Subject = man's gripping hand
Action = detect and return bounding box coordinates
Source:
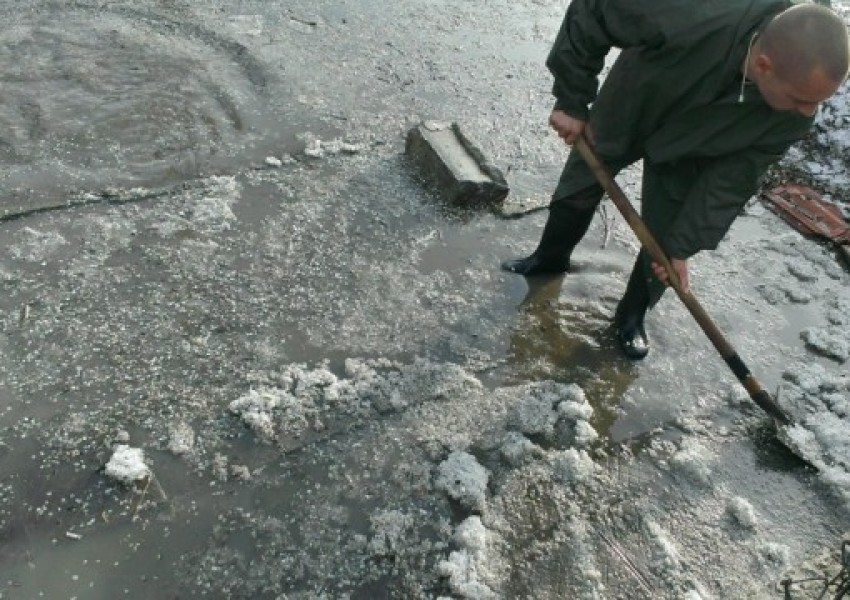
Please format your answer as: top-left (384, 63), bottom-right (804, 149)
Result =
top-left (549, 109), bottom-right (588, 145)
top-left (651, 258), bottom-right (690, 295)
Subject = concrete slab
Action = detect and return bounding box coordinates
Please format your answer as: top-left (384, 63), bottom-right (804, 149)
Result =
top-left (405, 121), bottom-right (509, 206)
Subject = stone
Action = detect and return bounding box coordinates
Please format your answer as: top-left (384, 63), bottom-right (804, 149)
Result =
top-left (405, 121), bottom-right (509, 206)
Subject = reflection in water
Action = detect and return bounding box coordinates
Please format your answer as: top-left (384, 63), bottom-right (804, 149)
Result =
top-left (503, 273), bottom-right (638, 443)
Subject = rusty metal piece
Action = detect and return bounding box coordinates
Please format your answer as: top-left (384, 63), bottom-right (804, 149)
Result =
top-left (761, 183), bottom-right (850, 268)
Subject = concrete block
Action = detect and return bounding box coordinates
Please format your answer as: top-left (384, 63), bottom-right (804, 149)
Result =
top-left (405, 121), bottom-right (509, 206)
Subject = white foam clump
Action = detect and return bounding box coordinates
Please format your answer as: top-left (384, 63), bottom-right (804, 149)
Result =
top-left (806, 411), bottom-right (850, 471)
top-left (104, 445), bottom-right (150, 484)
top-left (780, 359), bottom-right (850, 505)
top-left (437, 516), bottom-right (497, 600)
top-left (725, 383), bottom-right (750, 407)
top-left (556, 383), bottom-right (592, 420)
top-left (303, 134), bottom-right (364, 158)
top-left (573, 420), bottom-right (599, 446)
top-left (184, 176), bottom-right (239, 233)
top-left (727, 496), bottom-right (759, 530)
top-left (792, 426), bottom-right (850, 507)
top-left (669, 440), bottom-right (713, 487)
top-left (167, 421), bottom-right (196, 456)
top-left (9, 227), bottom-right (68, 262)
top-left (787, 414), bottom-right (850, 486)
top-left (645, 519), bottom-right (682, 570)
top-left (780, 281), bottom-right (813, 304)
top-left (499, 432), bottom-right (542, 467)
top-left (508, 381), bottom-right (594, 441)
top-left (229, 364), bottom-right (340, 442)
top-left (758, 542), bottom-right (791, 569)
top-left (551, 448), bottom-right (597, 484)
top-left (507, 387), bottom-right (560, 437)
top-left (785, 258), bottom-right (820, 283)
top-left (435, 451), bottom-right (489, 513)
top-left (368, 509), bottom-right (415, 556)
top-left (454, 515), bottom-right (488, 552)
top-left (801, 327), bottom-right (850, 363)
top-left (825, 392), bottom-right (850, 418)
top-left (231, 359), bottom-right (483, 443)
top-left (229, 389), bottom-right (286, 442)
top-left (826, 296), bottom-right (850, 327)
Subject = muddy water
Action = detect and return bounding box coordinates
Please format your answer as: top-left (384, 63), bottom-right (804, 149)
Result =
top-left (0, 1), bottom-right (847, 599)
top-left (0, 2), bottom-right (331, 214)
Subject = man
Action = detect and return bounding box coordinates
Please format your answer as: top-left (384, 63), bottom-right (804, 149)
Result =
top-left (501, 1), bottom-right (849, 359)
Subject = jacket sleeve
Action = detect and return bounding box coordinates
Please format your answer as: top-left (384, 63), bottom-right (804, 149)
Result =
top-left (661, 148), bottom-right (786, 259)
top-left (546, 0), bottom-right (669, 120)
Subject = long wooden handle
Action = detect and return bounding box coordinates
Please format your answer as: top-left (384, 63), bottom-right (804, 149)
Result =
top-left (575, 136), bottom-right (790, 425)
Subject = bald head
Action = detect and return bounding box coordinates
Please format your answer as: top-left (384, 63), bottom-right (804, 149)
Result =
top-left (760, 4), bottom-right (849, 85)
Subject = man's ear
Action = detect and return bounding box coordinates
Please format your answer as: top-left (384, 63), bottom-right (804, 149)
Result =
top-left (753, 52), bottom-right (775, 77)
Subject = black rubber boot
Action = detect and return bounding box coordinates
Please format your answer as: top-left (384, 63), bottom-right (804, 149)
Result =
top-left (501, 203), bottom-right (596, 276)
top-left (614, 258), bottom-right (651, 360)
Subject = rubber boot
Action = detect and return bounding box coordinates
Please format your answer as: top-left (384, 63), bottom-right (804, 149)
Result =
top-left (614, 258), bottom-right (651, 360)
top-left (501, 203), bottom-right (596, 276)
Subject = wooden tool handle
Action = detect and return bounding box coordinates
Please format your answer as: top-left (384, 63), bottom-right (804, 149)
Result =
top-left (575, 136), bottom-right (790, 425)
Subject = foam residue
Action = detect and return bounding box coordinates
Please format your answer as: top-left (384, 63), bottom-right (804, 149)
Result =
top-left (435, 451), bottom-right (489, 513)
top-left (780, 361), bottom-right (850, 505)
top-left (669, 440), bottom-right (714, 487)
top-left (801, 327), bottom-right (850, 363)
top-left (104, 445), bottom-right (150, 484)
top-left (436, 516), bottom-right (498, 600)
top-left (727, 496), bottom-right (759, 531)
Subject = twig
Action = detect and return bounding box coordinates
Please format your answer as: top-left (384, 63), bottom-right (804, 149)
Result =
top-left (132, 475), bottom-right (153, 520)
top-left (131, 473), bottom-right (168, 520)
top-left (151, 474), bottom-right (168, 502)
top-left (596, 528), bottom-right (656, 595)
top-left (289, 14), bottom-right (318, 27)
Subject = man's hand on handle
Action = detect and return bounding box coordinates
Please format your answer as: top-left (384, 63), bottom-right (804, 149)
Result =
top-left (564, 122), bottom-right (689, 296)
top-left (651, 258), bottom-right (690, 294)
top-left (549, 109), bottom-right (589, 145)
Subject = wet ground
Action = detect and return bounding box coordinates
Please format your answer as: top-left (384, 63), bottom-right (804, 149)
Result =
top-left (0, 1), bottom-right (849, 599)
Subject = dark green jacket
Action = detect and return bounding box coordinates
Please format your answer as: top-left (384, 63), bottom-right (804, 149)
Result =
top-left (548, 0), bottom-right (814, 259)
